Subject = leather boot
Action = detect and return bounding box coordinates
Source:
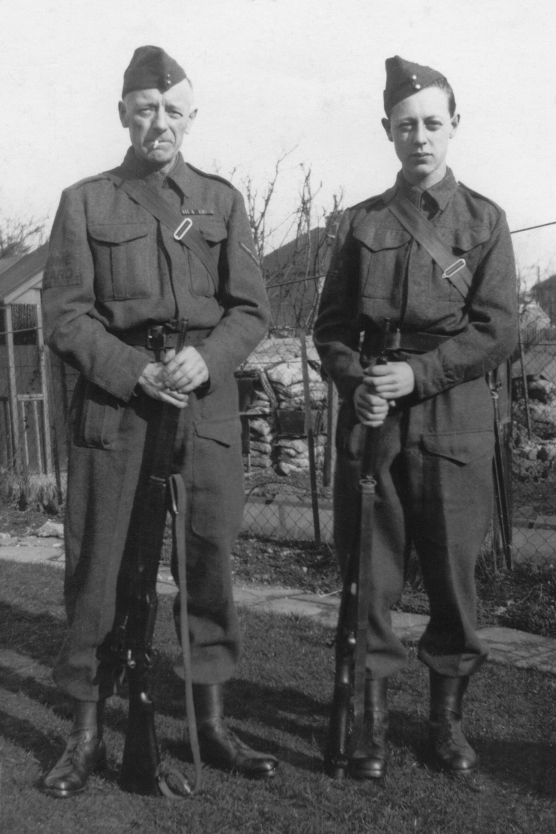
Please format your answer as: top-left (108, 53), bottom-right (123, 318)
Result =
top-left (428, 672), bottom-right (477, 773)
top-left (42, 700), bottom-right (106, 797)
top-left (348, 678), bottom-right (389, 780)
top-left (192, 684), bottom-right (278, 779)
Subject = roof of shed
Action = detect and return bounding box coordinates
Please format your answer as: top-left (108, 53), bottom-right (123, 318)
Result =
top-left (0, 242), bottom-right (49, 302)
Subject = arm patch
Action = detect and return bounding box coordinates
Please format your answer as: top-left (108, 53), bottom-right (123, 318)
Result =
top-left (43, 252), bottom-right (82, 289)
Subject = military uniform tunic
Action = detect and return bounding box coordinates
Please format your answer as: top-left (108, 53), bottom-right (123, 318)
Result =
top-left (42, 149), bottom-right (270, 701)
top-left (314, 169), bottom-right (517, 679)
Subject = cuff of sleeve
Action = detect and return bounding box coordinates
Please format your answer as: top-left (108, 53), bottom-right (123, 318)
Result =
top-left (406, 354), bottom-right (445, 401)
top-left (105, 350), bottom-right (151, 402)
top-left (195, 344), bottom-right (227, 393)
top-left (337, 373), bottom-right (364, 402)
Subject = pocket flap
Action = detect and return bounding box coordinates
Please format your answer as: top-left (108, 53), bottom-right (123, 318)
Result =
top-left (196, 219), bottom-right (228, 243)
top-left (195, 418), bottom-right (241, 446)
top-left (421, 431), bottom-right (494, 464)
top-left (89, 224), bottom-right (151, 245)
top-left (438, 224), bottom-right (492, 253)
top-left (352, 221), bottom-right (410, 251)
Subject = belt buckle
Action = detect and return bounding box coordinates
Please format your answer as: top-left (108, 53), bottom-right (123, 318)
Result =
top-left (146, 325), bottom-right (166, 352)
top-left (174, 218), bottom-right (192, 241)
top-left (443, 258), bottom-right (466, 280)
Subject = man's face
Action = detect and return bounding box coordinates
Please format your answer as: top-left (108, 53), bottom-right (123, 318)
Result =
top-left (118, 79), bottom-right (197, 169)
top-left (383, 86), bottom-right (459, 189)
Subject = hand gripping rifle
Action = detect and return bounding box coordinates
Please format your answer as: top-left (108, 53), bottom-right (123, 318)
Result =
top-left (324, 319), bottom-right (391, 779)
top-left (115, 319), bottom-right (202, 798)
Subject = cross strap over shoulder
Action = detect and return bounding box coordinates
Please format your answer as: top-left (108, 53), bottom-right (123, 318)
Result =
top-left (104, 173), bottom-right (220, 287)
top-left (388, 194), bottom-right (474, 300)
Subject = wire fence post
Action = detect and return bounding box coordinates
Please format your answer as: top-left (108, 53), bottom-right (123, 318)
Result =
top-left (300, 328), bottom-right (321, 546)
top-left (323, 376), bottom-right (337, 488)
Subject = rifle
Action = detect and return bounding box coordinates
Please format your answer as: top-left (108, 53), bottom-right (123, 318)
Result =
top-left (114, 319), bottom-right (202, 798)
top-left (324, 319), bottom-right (391, 779)
top-left (488, 365), bottom-right (513, 570)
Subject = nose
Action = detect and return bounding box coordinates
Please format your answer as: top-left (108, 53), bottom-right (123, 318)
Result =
top-left (413, 122), bottom-right (427, 146)
top-left (153, 107), bottom-right (169, 133)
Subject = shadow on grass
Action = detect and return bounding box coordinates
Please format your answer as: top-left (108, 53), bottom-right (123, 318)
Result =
top-left (0, 708), bottom-right (63, 770)
top-left (388, 706), bottom-right (556, 799)
top-left (477, 736), bottom-right (556, 798)
top-left (156, 667), bottom-right (324, 771)
top-left (0, 600), bottom-right (327, 775)
top-left (2, 594), bottom-right (556, 798)
top-left (0, 600), bottom-right (66, 665)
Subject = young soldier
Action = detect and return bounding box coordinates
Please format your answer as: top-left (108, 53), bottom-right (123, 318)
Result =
top-left (41, 46), bottom-right (278, 797)
top-left (314, 56), bottom-right (517, 778)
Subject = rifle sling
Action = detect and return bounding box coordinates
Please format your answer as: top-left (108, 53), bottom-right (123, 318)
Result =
top-left (170, 474), bottom-right (203, 795)
top-left (350, 427), bottom-right (381, 753)
top-left (388, 194), bottom-right (473, 300)
top-left (104, 173), bottom-right (219, 288)
top-left (487, 368), bottom-right (513, 570)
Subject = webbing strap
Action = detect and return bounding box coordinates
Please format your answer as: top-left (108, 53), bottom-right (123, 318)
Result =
top-left (388, 195), bottom-right (473, 300)
top-left (104, 173), bottom-right (219, 287)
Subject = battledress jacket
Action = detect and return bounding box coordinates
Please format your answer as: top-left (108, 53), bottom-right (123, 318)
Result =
top-left (42, 151), bottom-right (270, 694)
top-left (42, 149), bottom-right (269, 407)
top-left (314, 169), bottom-right (518, 452)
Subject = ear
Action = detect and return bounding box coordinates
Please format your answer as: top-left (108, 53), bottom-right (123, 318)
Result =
top-left (449, 113), bottom-right (460, 138)
top-left (184, 107), bottom-right (198, 135)
top-left (381, 117), bottom-right (393, 143)
top-left (118, 100), bottom-right (129, 129)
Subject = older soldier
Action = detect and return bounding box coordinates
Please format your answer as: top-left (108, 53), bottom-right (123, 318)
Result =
top-left (314, 56), bottom-right (517, 779)
top-left (41, 45), bottom-right (278, 797)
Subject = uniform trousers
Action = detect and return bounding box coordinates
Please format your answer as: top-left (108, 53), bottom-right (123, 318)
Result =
top-left (53, 378), bottom-right (244, 701)
top-left (334, 376), bottom-right (493, 680)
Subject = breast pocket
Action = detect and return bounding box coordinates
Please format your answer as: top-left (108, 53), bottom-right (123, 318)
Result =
top-left (433, 223), bottom-right (492, 301)
top-left (188, 219), bottom-right (227, 298)
top-left (353, 224), bottom-right (410, 299)
top-left (88, 223), bottom-right (156, 301)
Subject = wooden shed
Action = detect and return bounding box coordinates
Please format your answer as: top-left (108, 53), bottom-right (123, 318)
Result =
top-left (0, 243), bottom-right (70, 481)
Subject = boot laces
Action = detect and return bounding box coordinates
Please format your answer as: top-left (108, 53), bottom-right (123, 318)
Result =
top-left (435, 710), bottom-right (469, 750)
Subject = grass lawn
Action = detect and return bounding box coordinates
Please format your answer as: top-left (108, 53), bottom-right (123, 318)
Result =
top-left (1, 560), bottom-right (556, 834)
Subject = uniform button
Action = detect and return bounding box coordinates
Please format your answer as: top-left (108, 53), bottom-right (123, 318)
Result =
top-left (411, 74), bottom-right (417, 80)
top-left (414, 83), bottom-right (421, 89)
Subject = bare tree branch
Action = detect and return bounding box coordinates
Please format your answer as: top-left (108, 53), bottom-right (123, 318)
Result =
top-left (0, 211), bottom-right (46, 260)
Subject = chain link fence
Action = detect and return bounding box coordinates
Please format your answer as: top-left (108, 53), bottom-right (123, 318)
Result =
top-left (236, 327), bottom-right (335, 545)
top-left (2, 302), bottom-right (556, 569)
top-left (511, 315), bottom-right (556, 568)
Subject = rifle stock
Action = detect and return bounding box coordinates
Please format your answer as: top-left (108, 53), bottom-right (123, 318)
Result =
top-left (118, 478), bottom-right (173, 795)
top-left (117, 320), bottom-right (195, 798)
top-left (324, 576), bottom-right (357, 777)
top-left (324, 320), bottom-right (390, 778)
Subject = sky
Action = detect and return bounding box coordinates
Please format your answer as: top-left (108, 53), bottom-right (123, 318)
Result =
top-left (1, 0), bottom-right (555, 287)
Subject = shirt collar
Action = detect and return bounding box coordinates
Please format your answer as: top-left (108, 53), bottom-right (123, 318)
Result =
top-left (120, 147), bottom-right (191, 196)
top-left (383, 167), bottom-right (458, 212)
